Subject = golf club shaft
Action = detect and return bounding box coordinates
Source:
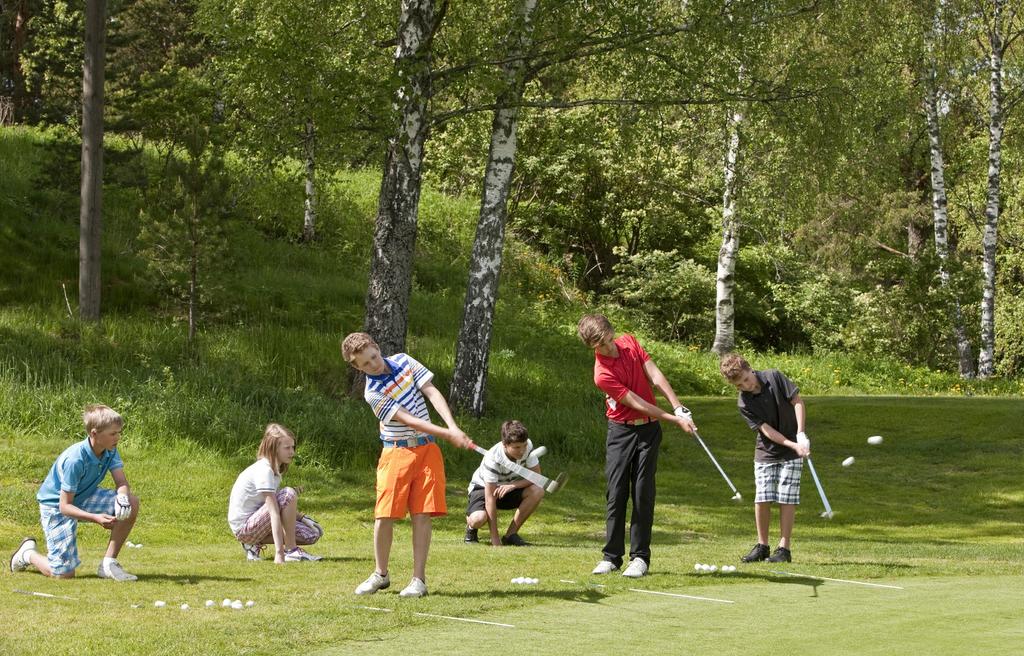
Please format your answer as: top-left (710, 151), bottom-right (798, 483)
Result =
top-left (805, 456), bottom-right (833, 515)
top-left (472, 445), bottom-right (554, 491)
top-left (692, 431), bottom-right (740, 496)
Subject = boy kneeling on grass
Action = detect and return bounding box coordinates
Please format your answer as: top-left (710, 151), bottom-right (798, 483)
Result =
top-left (342, 331), bottom-right (474, 598)
top-left (464, 420), bottom-right (544, 547)
top-left (10, 404), bottom-right (140, 581)
top-left (720, 353), bottom-right (811, 564)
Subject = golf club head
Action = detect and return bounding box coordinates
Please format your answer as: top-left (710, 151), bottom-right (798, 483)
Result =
top-left (820, 510), bottom-right (834, 519)
top-left (545, 471), bottom-right (568, 493)
top-left (731, 492), bottom-right (743, 501)
top-left (532, 445), bottom-right (547, 459)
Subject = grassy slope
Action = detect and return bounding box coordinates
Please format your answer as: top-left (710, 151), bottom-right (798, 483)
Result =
top-left (1, 126), bottom-right (1023, 654)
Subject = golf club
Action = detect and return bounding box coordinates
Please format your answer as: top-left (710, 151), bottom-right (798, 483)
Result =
top-left (692, 430), bottom-right (743, 501)
top-left (805, 456), bottom-right (834, 519)
top-left (531, 445), bottom-right (547, 458)
top-left (470, 443), bottom-right (567, 493)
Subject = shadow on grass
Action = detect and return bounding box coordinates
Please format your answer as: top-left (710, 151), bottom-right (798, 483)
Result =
top-left (431, 588), bottom-right (609, 604)
top-left (130, 574), bottom-right (255, 583)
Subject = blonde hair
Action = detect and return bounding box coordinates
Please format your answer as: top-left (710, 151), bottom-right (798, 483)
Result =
top-left (257, 423), bottom-right (296, 475)
top-left (577, 314), bottom-right (614, 346)
top-left (719, 353), bottom-right (752, 380)
top-left (341, 332), bottom-right (378, 364)
top-left (82, 404), bottom-right (124, 433)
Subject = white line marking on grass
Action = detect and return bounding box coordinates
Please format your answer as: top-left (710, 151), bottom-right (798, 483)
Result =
top-left (770, 571), bottom-right (904, 590)
top-left (14, 590), bottom-right (77, 601)
top-left (357, 606), bottom-right (394, 612)
top-left (413, 612), bottom-right (514, 628)
top-left (629, 589), bottom-right (735, 604)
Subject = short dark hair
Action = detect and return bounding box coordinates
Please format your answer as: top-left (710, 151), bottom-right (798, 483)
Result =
top-left (500, 420), bottom-right (529, 444)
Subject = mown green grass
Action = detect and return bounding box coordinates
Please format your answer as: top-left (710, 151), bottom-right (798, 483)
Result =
top-left (1, 397), bottom-right (1022, 655)
top-left (1, 125), bottom-right (1023, 654)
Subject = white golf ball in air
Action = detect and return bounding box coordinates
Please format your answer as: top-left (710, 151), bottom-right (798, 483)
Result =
top-left (205, 600), bottom-right (215, 608)
top-left (868, 435), bottom-right (884, 445)
top-left (154, 600), bottom-right (166, 608)
top-left (842, 456), bottom-right (855, 467)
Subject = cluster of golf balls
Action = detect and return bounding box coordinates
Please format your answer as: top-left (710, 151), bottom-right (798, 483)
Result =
top-left (511, 577), bottom-right (539, 585)
top-left (154, 599), bottom-right (254, 610)
top-left (694, 563), bottom-right (737, 573)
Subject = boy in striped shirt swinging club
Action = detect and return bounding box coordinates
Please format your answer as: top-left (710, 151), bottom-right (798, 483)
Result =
top-left (342, 332), bottom-right (474, 598)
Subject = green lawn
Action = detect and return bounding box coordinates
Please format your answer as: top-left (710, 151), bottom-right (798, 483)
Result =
top-left (2, 397), bottom-right (1021, 655)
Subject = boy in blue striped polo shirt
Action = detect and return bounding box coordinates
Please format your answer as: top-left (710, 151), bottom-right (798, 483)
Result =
top-left (341, 332), bottom-right (474, 598)
top-left (9, 404), bottom-right (141, 581)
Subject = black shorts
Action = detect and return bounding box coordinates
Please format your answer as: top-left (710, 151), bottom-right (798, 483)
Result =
top-left (466, 485), bottom-right (525, 515)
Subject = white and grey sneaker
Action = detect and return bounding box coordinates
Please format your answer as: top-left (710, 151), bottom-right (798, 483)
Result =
top-left (591, 560), bottom-right (619, 575)
top-left (10, 537), bottom-right (36, 572)
top-left (97, 558), bottom-right (138, 582)
top-left (242, 543), bottom-right (263, 561)
top-left (622, 558), bottom-right (649, 578)
top-left (284, 547), bottom-right (322, 562)
top-left (399, 577), bottom-right (428, 598)
top-left (354, 571), bottom-right (390, 595)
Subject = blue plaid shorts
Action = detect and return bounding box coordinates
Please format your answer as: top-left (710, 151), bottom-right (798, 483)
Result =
top-left (39, 488), bottom-right (117, 575)
top-left (754, 459), bottom-right (802, 505)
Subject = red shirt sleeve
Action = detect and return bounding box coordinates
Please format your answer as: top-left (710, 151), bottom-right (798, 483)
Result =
top-left (595, 368), bottom-right (629, 402)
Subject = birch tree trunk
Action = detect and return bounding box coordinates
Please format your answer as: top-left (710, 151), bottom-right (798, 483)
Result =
top-left (712, 103), bottom-right (742, 355)
top-left (923, 29), bottom-right (975, 378)
top-left (79, 0), bottom-right (106, 322)
top-left (361, 0), bottom-right (439, 364)
top-left (450, 0), bottom-right (538, 416)
top-left (302, 117), bottom-right (317, 243)
top-left (978, 0), bottom-right (1005, 379)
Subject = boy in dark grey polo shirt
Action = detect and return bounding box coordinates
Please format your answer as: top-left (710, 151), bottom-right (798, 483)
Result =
top-left (720, 353), bottom-right (810, 563)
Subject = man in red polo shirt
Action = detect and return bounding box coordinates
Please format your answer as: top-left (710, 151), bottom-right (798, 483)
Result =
top-left (577, 314), bottom-right (697, 578)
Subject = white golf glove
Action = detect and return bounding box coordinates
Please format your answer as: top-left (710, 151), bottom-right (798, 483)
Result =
top-left (114, 494), bottom-right (132, 521)
top-left (674, 405), bottom-right (693, 420)
top-left (796, 431), bottom-right (810, 448)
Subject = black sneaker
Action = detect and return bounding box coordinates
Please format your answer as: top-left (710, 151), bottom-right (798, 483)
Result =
top-left (741, 543), bottom-right (770, 562)
top-left (767, 546), bottom-right (792, 563)
top-left (464, 526), bottom-right (479, 543)
top-left (500, 533), bottom-right (529, 547)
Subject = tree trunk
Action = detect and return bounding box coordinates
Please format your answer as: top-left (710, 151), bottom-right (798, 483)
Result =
top-left (449, 0), bottom-right (537, 416)
top-left (79, 0), bottom-right (106, 323)
top-left (356, 0), bottom-right (439, 396)
top-left (712, 103), bottom-right (742, 355)
top-left (302, 117), bottom-right (317, 243)
top-left (923, 36), bottom-right (975, 378)
top-left (979, 0), bottom-right (1005, 379)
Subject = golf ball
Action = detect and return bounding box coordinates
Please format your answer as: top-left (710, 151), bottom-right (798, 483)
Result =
top-left (154, 600), bottom-right (166, 608)
top-left (842, 456), bottom-right (855, 467)
top-left (694, 563), bottom-right (702, 571)
top-left (867, 435), bottom-right (884, 445)
top-left (180, 604), bottom-right (190, 611)
top-left (222, 598), bottom-right (232, 607)
top-left (231, 600), bottom-right (244, 610)
top-left (709, 565), bottom-right (718, 572)
top-left (245, 600), bottom-right (255, 607)
top-left (530, 578), bottom-right (539, 584)
top-left (205, 600), bottom-right (215, 608)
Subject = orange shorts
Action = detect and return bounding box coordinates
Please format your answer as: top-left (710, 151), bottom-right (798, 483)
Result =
top-left (375, 442), bottom-right (448, 519)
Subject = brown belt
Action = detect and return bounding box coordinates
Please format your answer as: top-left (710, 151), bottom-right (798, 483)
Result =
top-left (613, 416), bottom-right (655, 426)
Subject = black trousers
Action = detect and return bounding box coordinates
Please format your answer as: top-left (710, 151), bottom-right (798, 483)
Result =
top-left (602, 420), bottom-right (662, 567)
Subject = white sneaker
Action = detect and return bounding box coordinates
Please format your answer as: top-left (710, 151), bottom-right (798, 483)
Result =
top-left (591, 560), bottom-right (619, 575)
top-left (10, 537), bottom-right (36, 572)
top-left (354, 571), bottom-right (390, 595)
top-left (399, 577), bottom-right (428, 598)
top-left (97, 558), bottom-right (138, 582)
top-left (284, 547), bottom-right (322, 562)
top-left (622, 558), bottom-right (648, 578)
top-left (242, 543), bottom-right (263, 561)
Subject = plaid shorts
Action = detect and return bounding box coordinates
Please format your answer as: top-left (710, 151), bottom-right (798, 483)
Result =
top-left (39, 488), bottom-right (117, 575)
top-left (754, 459), bottom-right (803, 505)
top-left (233, 487), bottom-right (322, 546)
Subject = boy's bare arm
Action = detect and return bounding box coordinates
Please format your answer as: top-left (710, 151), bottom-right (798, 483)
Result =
top-left (110, 469), bottom-right (132, 496)
top-left (484, 483), bottom-right (501, 545)
top-left (394, 382), bottom-right (473, 448)
top-left (759, 423), bottom-right (810, 457)
top-left (643, 359), bottom-right (685, 410)
top-left (58, 490), bottom-right (115, 528)
top-left (618, 390), bottom-right (696, 434)
top-left (791, 394), bottom-right (806, 434)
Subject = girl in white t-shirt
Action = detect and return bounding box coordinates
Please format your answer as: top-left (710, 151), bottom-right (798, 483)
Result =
top-left (228, 424), bottom-right (323, 562)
